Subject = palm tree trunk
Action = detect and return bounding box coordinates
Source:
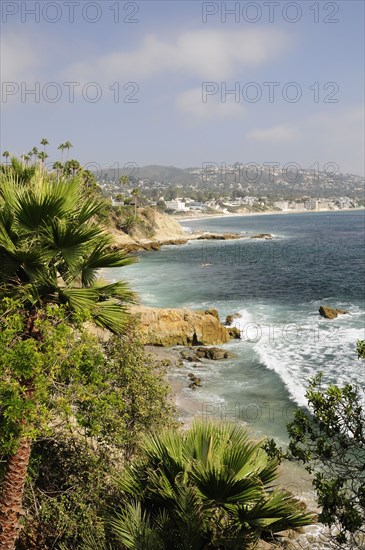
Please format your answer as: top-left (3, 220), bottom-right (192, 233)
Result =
top-left (0, 437), bottom-right (32, 549)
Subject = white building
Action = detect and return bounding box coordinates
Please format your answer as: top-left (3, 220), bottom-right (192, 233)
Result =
top-left (274, 201), bottom-right (290, 211)
top-left (165, 200), bottom-right (188, 211)
top-left (304, 199), bottom-right (319, 210)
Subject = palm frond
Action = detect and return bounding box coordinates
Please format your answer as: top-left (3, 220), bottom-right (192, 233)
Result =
top-left (191, 464), bottom-right (264, 505)
top-left (0, 217), bottom-right (16, 252)
top-left (59, 287), bottom-right (99, 311)
top-left (142, 431), bottom-right (185, 480)
top-left (110, 502), bottom-right (165, 550)
top-left (233, 490), bottom-right (314, 531)
top-left (76, 198), bottom-right (109, 224)
top-left (0, 250), bottom-right (20, 279)
top-left (80, 242), bottom-right (135, 287)
top-left (12, 191), bottom-right (66, 232)
top-left (93, 300), bottom-right (130, 334)
top-left (45, 218), bottom-right (104, 268)
top-left (93, 281), bottom-right (136, 303)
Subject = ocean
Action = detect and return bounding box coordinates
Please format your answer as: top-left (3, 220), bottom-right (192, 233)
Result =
top-left (108, 210), bottom-right (365, 446)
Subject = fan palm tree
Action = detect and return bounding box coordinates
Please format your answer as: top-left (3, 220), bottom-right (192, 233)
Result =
top-left (109, 421), bottom-right (314, 549)
top-left (131, 187), bottom-right (140, 216)
top-left (52, 161), bottom-right (63, 182)
top-left (64, 141), bottom-right (73, 161)
top-left (64, 159), bottom-right (80, 177)
top-left (31, 147), bottom-right (38, 164)
top-left (58, 143), bottom-right (66, 163)
top-left (40, 138), bottom-right (49, 153)
top-left (2, 151), bottom-right (10, 165)
top-left (0, 164), bottom-right (135, 549)
top-left (0, 156), bottom-right (36, 184)
top-left (37, 151), bottom-right (48, 165)
top-left (119, 175), bottom-right (129, 186)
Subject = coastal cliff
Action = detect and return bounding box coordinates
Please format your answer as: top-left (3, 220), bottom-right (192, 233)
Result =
top-left (130, 305), bottom-right (232, 346)
top-left (110, 207), bottom-right (190, 251)
top-left (109, 207), bottom-right (242, 252)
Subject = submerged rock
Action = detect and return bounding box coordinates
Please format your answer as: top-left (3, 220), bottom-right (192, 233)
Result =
top-left (225, 312), bottom-right (242, 326)
top-left (250, 233), bottom-right (272, 239)
top-left (319, 305), bottom-right (349, 319)
top-left (180, 350), bottom-right (202, 362)
top-left (188, 373), bottom-right (202, 389)
top-left (196, 232), bottom-right (241, 240)
top-left (196, 347), bottom-right (234, 360)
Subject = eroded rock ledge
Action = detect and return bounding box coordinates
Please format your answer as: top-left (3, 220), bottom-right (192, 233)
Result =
top-left (129, 305), bottom-right (233, 347)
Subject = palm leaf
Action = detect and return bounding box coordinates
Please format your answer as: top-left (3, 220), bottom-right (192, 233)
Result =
top-left (93, 281), bottom-right (136, 303)
top-left (76, 198), bottom-right (109, 224)
top-left (142, 431), bottom-right (185, 479)
top-left (0, 249), bottom-right (21, 279)
top-left (46, 219), bottom-right (104, 268)
top-left (59, 287), bottom-right (99, 311)
top-left (80, 243), bottom-right (135, 287)
top-left (110, 502), bottom-right (165, 550)
top-left (191, 464), bottom-right (264, 505)
top-left (0, 219), bottom-right (16, 252)
top-left (12, 189), bottom-right (65, 231)
top-left (93, 300), bottom-right (129, 333)
top-left (233, 490), bottom-right (314, 531)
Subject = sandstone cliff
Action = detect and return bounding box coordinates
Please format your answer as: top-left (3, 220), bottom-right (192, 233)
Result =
top-left (130, 305), bottom-right (231, 347)
top-left (111, 208), bottom-right (189, 252)
top-left (110, 208), bottom-right (242, 252)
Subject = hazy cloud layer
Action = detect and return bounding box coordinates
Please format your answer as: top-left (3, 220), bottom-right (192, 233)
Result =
top-left (64, 29), bottom-right (289, 82)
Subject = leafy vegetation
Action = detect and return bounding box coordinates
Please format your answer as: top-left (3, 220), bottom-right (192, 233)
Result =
top-left (1, 142), bottom-right (362, 550)
top-left (266, 341), bottom-right (365, 548)
top-left (0, 145), bottom-right (135, 548)
top-left (10, 322), bottom-right (176, 549)
top-left (101, 421), bottom-right (314, 550)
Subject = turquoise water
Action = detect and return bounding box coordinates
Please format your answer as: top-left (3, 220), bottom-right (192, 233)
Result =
top-left (108, 211), bottom-right (365, 445)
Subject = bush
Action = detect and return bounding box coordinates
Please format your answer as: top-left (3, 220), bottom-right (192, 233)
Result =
top-left (15, 322), bottom-right (176, 549)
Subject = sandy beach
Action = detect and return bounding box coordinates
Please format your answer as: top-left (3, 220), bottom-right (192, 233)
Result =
top-left (174, 207), bottom-right (364, 223)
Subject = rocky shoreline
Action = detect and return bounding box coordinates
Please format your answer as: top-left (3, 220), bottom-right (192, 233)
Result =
top-left (129, 305), bottom-right (240, 347)
top-left (109, 208), bottom-right (276, 253)
top-left (114, 231), bottom-right (247, 253)
top-left (146, 344), bottom-right (326, 550)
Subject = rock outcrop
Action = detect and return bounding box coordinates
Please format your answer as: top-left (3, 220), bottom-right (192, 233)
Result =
top-left (250, 233), bottom-right (272, 239)
top-left (196, 232), bottom-right (241, 240)
top-left (225, 312), bottom-right (242, 326)
top-left (179, 346), bottom-right (235, 361)
top-left (188, 373), bottom-right (202, 389)
top-left (111, 209), bottom-right (244, 253)
top-left (130, 306), bottom-right (231, 347)
top-left (196, 347), bottom-right (235, 360)
top-left (319, 305), bottom-right (349, 319)
top-left (227, 327), bottom-right (241, 339)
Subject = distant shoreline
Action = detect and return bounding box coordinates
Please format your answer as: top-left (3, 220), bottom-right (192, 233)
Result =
top-left (174, 207), bottom-right (365, 223)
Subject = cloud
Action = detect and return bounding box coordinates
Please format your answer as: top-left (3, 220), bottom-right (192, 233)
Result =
top-left (247, 125), bottom-right (299, 142)
top-left (177, 87), bottom-right (245, 119)
top-left (245, 107), bottom-right (365, 175)
top-left (65, 28), bottom-right (289, 82)
top-left (0, 31), bottom-right (41, 81)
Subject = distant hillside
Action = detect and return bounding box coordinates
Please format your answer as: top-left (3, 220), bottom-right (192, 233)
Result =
top-left (99, 164), bottom-right (364, 199)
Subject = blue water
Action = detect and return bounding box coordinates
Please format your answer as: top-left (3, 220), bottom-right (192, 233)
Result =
top-left (108, 211), bottom-right (365, 444)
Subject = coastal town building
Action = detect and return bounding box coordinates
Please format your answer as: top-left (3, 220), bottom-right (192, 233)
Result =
top-left (165, 200), bottom-right (188, 211)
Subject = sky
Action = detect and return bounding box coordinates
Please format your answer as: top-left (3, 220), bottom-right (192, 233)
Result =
top-left (1, 0), bottom-right (364, 176)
